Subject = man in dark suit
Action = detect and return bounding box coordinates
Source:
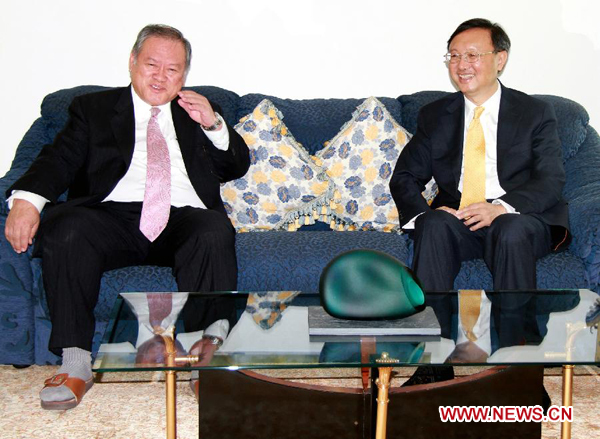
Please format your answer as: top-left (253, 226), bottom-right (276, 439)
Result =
top-left (4, 24), bottom-right (250, 409)
top-left (390, 18), bottom-right (570, 294)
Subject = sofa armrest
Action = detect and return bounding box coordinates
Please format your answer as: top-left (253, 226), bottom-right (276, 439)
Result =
top-left (0, 213), bottom-right (36, 365)
top-left (567, 186), bottom-right (600, 291)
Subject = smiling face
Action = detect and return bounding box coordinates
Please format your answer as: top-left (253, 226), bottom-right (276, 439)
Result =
top-left (129, 36), bottom-right (187, 106)
top-left (448, 27), bottom-right (507, 105)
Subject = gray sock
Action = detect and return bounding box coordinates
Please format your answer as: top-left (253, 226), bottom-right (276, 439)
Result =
top-left (40, 348), bottom-right (93, 403)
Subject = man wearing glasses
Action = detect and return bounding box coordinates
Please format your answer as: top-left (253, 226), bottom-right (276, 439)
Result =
top-left (390, 18), bottom-right (570, 293)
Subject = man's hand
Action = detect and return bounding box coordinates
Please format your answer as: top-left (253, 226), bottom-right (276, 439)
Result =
top-left (5, 199), bottom-right (40, 253)
top-left (177, 91), bottom-right (221, 129)
top-left (457, 202), bottom-right (506, 231)
top-left (188, 336), bottom-right (220, 366)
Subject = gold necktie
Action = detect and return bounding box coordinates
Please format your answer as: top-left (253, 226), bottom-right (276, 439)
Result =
top-left (459, 106), bottom-right (486, 210)
top-left (459, 290), bottom-right (482, 342)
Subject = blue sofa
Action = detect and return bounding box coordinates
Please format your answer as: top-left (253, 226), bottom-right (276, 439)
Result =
top-left (1, 85), bottom-right (598, 365)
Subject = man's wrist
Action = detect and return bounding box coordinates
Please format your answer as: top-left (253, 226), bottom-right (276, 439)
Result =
top-left (8, 190), bottom-right (48, 213)
top-left (200, 112), bottom-right (223, 131)
top-left (201, 334), bottom-right (223, 348)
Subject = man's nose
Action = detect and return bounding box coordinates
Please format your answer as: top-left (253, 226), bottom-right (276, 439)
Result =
top-left (153, 67), bottom-right (167, 81)
top-left (457, 54), bottom-right (471, 69)
top-left (457, 55), bottom-right (471, 70)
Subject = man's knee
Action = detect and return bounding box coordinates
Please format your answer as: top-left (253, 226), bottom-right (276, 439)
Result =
top-left (185, 211), bottom-right (235, 248)
top-left (488, 214), bottom-right (532, 247)
top-left (40, 206), bottom-right (94, 247)
top-left (415, 209), bottom-right (461, 239)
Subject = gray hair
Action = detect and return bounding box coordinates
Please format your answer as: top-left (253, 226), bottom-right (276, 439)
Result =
top-left (131, 24), bottom-right (192, 74)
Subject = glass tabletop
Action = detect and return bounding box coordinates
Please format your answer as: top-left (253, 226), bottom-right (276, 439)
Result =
top-left (93, 289), bottom-right (600, 373)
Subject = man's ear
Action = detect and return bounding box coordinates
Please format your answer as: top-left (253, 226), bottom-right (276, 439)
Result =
top-left (128, 52), bottom-right (136, 72)
top-left (496, 50), bottom-right (508, 74)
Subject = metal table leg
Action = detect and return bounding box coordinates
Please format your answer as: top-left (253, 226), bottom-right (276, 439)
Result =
top-left (375, 352), bottom-right (399, 439)
top-left (560, 365), bottom-right (574, 439)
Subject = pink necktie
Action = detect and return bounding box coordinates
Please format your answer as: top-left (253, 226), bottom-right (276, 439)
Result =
top-left (147, 293), bottom-right (173, 333)
top-left (140, 107), bottom-right (171, 241)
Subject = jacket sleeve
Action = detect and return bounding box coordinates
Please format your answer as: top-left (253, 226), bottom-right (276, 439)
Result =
top-left (204, 102), bottom-right (250, 183)
top-left (389, 108), bottom-right (435, 227)
top-left (498, 101), bottom-right (565, 215)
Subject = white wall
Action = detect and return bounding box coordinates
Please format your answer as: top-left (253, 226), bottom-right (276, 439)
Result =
top-left (1, 0), bottom-right (599, 176)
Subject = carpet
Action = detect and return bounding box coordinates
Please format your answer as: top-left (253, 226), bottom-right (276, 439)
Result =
top-left (0, 365), bottom-right (598, 439)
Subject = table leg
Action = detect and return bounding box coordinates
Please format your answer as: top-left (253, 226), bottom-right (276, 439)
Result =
top-left (162, 332), bottom-right (179, 439)
top-left (375, 366), bottom-right (392, 439)
top-left (166, 370), bottom-right (177, 439)
top-left (375, 352), bottom-right (399, 439)
top-left (560, 365), bottom-right (574, 439)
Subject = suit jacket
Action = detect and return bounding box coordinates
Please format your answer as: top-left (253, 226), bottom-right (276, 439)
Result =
top-left (390, 84), bottom-right (570, 250)
top-left (8, 86), bottom-right (250, 217)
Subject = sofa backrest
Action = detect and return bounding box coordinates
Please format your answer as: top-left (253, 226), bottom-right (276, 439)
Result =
top-left (1, 84), bottom-right (593, 214)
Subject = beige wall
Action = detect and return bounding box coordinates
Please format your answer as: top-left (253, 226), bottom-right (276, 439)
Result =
top-left (1, 0), bottom-right (599, 176)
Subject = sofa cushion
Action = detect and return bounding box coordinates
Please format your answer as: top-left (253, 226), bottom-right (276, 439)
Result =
top-left (235, 230), bottom-right (411, 292)
top-left (314, 97), bottom-right (411, 231)
top-left (237, 94), bottom-right (404, 155)
top-left (221, 99), bottom-right (334, 231)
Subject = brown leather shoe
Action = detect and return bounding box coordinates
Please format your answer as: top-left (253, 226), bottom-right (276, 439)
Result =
top-left (40, 373), bottom-right (94, 410)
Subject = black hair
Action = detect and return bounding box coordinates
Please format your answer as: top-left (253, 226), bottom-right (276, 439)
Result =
top-left (447, 18), bottom-right (511, 53)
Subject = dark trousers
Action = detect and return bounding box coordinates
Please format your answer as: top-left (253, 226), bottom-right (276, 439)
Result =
top-left (412, 210), bottom-right (552, 291)
top-left (37, 202), bottom-right (238, 355)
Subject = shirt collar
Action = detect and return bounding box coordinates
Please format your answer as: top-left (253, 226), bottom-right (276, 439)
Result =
top-left (464, 80), bottom-right (502, 118)
top-left (130, 86), bottom-right (173, 121)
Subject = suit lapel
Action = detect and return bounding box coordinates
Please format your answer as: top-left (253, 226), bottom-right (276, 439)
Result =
top-left (111, 87), bottom-right (136, 165)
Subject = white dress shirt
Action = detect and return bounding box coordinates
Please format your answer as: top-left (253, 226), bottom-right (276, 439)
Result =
top-left (105, 89), bottom-right (229, 206)
top-left (403, 81), bottom-right (516, 230)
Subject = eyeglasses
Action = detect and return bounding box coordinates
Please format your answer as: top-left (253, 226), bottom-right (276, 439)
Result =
top-left (444, 51), bottom-right (497, 64)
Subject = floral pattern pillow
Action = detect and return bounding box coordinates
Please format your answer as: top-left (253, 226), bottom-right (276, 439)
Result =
top-left (313, 97), bottom-right (412, 232)
top-left (221, 99), bottom-right (334, 231)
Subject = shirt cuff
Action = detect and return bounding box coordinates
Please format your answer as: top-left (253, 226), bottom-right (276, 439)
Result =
top-left (203, 319), bottom-right (230, 341)
top-left (401, 212), bottom-right (425, 230)
top-left (492, 199), bottom-right (518, 214)
top-left (7, 190), bottom-right (49, 213)
top-left (202, 113), bottom-right (230, 151)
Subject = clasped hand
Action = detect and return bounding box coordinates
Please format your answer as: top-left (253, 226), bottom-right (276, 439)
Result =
top-left (437, 202), bottom-right (506, 231)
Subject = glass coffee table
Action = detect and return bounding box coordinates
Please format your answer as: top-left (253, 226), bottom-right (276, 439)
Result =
top-left (93, 289), bottom-right (599, 439)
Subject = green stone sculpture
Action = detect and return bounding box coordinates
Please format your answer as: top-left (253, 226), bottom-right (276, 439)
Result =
top-left (319, 249), bottom-right (425, 319)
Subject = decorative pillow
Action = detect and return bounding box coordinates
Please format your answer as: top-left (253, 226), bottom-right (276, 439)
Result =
top-left (221, 99), bottom-right (334, 231)
top-left (313, 97), bottom-right (412, 232)
top-left (422, 178), bottom-right (439, 206)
